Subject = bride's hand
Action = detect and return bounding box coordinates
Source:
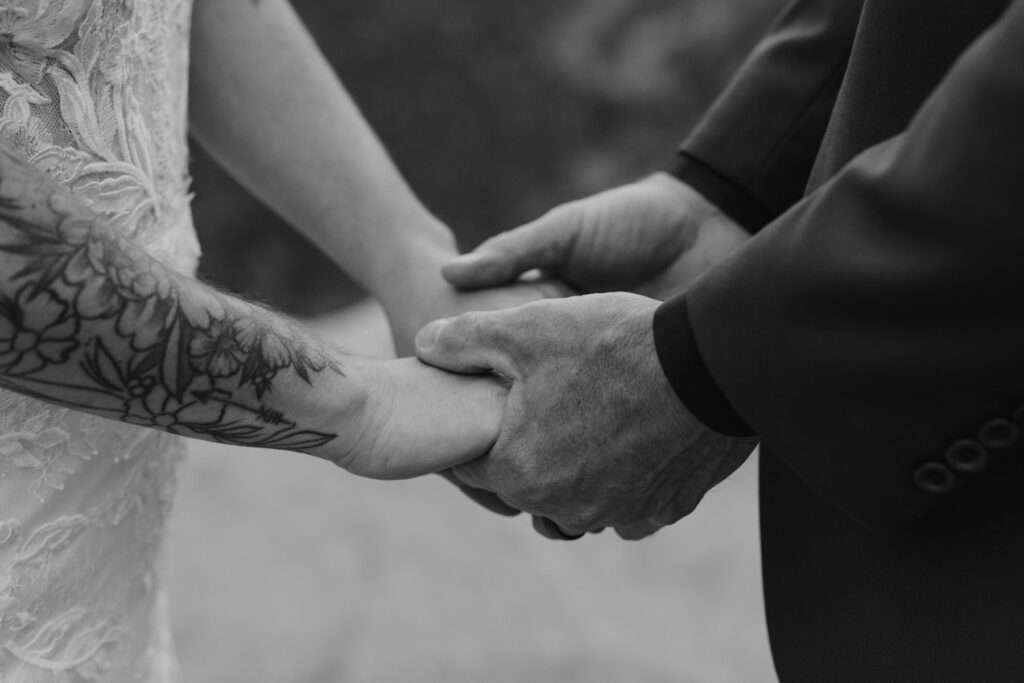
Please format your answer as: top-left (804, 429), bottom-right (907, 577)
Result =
top-left (333, 357), bottom-right (507, 479)
top-left (381, 243), bottom-right (574, 357)
top-left (372, 241), bottom-right (565, 515)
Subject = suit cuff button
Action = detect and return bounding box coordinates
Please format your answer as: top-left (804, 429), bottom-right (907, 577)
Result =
top-left (944, 439), bottom-right (990, 474)
top-left (914, 462), bottom-right (956, 495)
top-left (978, 418), bottom-right (1020, 450)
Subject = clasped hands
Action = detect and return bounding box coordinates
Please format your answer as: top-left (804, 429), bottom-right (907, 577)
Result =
top-left (416, 173), bottom-right (757, 540)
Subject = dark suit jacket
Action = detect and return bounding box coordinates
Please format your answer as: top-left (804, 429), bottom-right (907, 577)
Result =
top-left (651, 0), bottom-right (1024, 679)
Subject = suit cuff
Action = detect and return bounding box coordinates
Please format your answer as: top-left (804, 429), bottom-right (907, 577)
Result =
top-left (667, 152), bottom-right (774, 233)
top-left (653, 294), bottom-right (754, 437)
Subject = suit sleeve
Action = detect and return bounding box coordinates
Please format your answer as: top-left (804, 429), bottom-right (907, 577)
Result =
top-left (656, 0), bottom-right (1024, 532)
top-left (669, 0), bottom-right (865, 231)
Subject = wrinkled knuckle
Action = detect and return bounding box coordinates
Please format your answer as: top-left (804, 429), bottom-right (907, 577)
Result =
top-left (479, 312), bottom-right (512, 345)
top-left (608, 504), bottom-right (645, 529)
top-left (616, 521), bottom-right (660, 541)
top-left (650, 508), bottom-right (680, 528)
top-left (663, 495), bottom-right (701, 525)
top-left (509, 482), bottom-right (549, 512)
top-left (436, 314), bottom-right (484, 352)
top-left (565, 504), bottom-right (603, 532)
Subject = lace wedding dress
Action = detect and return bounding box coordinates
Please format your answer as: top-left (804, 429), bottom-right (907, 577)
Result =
top-left (0, 1), bottom-right (200, 680)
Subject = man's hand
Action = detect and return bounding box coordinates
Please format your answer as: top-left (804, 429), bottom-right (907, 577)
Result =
top-left (442, 173), bottom-right (750, 301)
top-left (381, 251), bottom-right (573, 518)
top-left (385, 274), bottom-right (572, 358)
top-left (414, 293), bottom-right (758, 539)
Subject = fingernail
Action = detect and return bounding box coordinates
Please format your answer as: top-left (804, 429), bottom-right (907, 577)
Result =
top-left (415, 319), bottom-right (449, 352)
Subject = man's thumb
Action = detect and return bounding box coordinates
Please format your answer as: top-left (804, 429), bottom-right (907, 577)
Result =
top-left (414, 313), bottom-right (516, 378)
top-left (443, 215), bottom-right (572, 289)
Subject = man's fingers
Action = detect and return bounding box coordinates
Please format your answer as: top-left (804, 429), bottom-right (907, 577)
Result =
top-left (449, 450), bottom-right (496, 493)
top-left (532, 516), bottom-right (586, 541)
top-left (442, 211), bottom-right (576, 289)
top-left (436, 471), bottom-right (521, 517)
top-left (614, 519), bottom-right (664, 541)
top-left (415, 311), bottom-right (519, 377)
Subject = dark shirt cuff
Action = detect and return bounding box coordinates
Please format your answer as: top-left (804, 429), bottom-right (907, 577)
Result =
top-left (653, 295), bottom-right (754, 437)
top-left (667, 152), bottom-right (774, 233)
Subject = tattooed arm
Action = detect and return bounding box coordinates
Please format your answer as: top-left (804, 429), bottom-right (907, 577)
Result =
top-left (188, 0), bottom-right (569, 356)
top-left (0, 143), bottom-right (506, 478)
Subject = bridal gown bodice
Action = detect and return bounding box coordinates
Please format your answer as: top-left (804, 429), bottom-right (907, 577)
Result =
top-left (0, 1), bottom-right (199, 680)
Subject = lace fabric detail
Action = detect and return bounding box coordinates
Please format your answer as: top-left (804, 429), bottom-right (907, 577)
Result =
top-left (0, 395), bottom-right (184, 682)
top-left (0, 0), bottom-right (198, 272)
top-left (0, 1), bottom-right (198, 680)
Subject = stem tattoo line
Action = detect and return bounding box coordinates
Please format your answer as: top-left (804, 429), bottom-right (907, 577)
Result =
top-left (0, 143), bottom-right (343, 451)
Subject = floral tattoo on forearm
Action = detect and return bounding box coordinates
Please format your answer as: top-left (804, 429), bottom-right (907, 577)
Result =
top-left (0, 145), bottom-right (342, 451)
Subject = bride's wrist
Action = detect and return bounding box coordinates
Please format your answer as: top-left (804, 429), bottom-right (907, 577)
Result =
top-left (376, 236), bottom-right (458, 315)
top-left (321, 357), bottom-right (506, 479)
top-left (316, 209), bottom-right (457, 307)
top-left (311, 355), bottom-right (389, 472)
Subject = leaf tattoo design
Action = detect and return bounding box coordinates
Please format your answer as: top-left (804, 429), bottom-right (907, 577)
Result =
top-left (0, 144), bottom-right (342, 452)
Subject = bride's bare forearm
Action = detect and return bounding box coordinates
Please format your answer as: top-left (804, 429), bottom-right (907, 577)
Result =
top-left (0, 143), bottom-right (367, 462)
top-left (188, 0), bottom-right (454, 306)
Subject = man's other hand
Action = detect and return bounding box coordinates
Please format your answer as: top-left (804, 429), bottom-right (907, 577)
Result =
top-left (442, 174), bottom-right (750, 301)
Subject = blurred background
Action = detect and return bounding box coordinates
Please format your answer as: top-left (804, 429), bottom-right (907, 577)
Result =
top-left (190, 0), bottom-right (783, 315)
top-left (170, 0), bottom-right (786, 680)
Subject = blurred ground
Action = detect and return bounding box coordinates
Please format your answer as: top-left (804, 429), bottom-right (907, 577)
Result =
top-left (167, 300), bottom-right (776, 683)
